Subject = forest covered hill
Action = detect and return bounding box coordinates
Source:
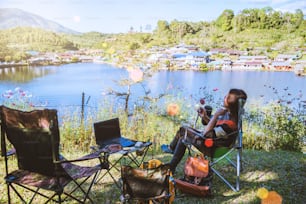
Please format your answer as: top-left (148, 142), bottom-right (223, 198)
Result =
top-left (0, 7), bottom-right (305, 62)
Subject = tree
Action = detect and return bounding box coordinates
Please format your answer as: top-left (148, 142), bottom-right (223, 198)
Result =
top-left (258, 8), bottom-right (268, 29)
top-left (216, 9), bottom-right (234, 31)
top-left (292, 9), bottom-right (304, 29)
top-left (129, 42), bottom-right (140, 50)
top-left (269, 11), bottom-right (282, 29)
top-left (155, 20), bottom-right (169, 33)
top-left (169, 20), bottom-right (180, 39)
top-left (4, 55), bottom-right (12, 62)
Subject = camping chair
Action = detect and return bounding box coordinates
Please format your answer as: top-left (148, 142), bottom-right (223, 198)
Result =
top-left (183, 98), bottom-right (246, 192)
top-left (121, 163), bottom-right (173, 204)
top-left (0, 105), bottom-right (107, 204)
top-left (92, 118), bottom-right (152, 188)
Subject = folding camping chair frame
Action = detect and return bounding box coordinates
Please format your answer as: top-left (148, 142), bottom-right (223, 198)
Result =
top-left (183, 98), bottom-right (245, 192)
top-left (0, 106), bottom-right (106, 204)
top-left (120, 164), bottom-right (173, 204)
top-left (92, 118), bottom-right (152, 190)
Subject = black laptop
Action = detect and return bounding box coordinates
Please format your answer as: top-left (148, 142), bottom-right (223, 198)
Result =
top-left (94, 118), bottom-right (136, 148)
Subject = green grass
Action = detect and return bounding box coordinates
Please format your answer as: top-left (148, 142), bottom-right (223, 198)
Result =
top-left (1, 94), bottom-right (304, 203)
top-left (1, 149), bottom-right (305, 203)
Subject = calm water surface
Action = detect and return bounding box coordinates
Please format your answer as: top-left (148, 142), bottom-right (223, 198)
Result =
top-left (0, 63), bottom-right (305, 110)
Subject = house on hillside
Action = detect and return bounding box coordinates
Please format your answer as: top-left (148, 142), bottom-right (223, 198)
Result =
top-left (148, 53), bottom-right (168, 62)
top-left (188, 51), bottom-right (210, 63)
top-left (171, 51), bottom-right (210, 69)
top-left (270, 61), bottom-right (292, 70)
top-left (221, 57), bottom-right (233, 70)
top-left (238, 55), bottom-right (268, 62)
top-left (275, 54), bottom-right (298, 61)
top-left (176, 44), bottom-right (199, 51)
top-left (209, 48), bottom-right (228, 55)
top-left (230, 55), bottom-right (269, 70)
top-left (293, 60), bottom-right (306, 75)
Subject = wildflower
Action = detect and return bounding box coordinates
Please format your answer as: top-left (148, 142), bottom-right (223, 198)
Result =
top-left (213, 88), bottom-right (219, 91)
top-left (200, 98), bottom-right (205, 105)
top-left (6, 90), bottom-right (14, 95)
top-left (3, 93), bottom-right (12, 99)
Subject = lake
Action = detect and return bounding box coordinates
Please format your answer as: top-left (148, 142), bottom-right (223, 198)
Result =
top-left (0, 63), bottom-right (305, 112)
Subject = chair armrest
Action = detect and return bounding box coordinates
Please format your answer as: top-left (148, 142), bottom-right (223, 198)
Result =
top-left (54, 149), bottom-right (107, 164)
top-left (90, 145), bottom-right (100, 152)
top-left (183, 126), bottom-right (204, 138)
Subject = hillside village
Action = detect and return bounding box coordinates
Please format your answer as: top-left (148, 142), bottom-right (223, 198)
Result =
top-left (1, 44), bottom-right (305, 76)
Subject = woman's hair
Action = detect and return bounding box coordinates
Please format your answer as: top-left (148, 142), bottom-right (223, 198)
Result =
top-left (227, 88), bottom-right (247, 121)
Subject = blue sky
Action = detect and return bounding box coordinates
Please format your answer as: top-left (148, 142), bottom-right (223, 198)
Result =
top-left (1, 0), bottom-right (305, 33)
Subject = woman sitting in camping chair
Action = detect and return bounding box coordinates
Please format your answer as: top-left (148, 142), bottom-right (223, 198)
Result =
top-left (162, 88), bottom-right (247, 173)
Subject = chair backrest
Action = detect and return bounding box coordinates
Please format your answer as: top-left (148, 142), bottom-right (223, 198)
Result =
top-left (237, 98), bottom-right (246, 148)
top-left (0, 106), bottom-right (62, 176)
top-left (211, 98), bottom-right (246, 158)
top-left (93, 118), bottom-right (121, 147)
top-left (121, 164), bottom-right (171, 200)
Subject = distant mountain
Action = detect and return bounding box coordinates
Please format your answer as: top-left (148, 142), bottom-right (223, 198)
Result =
top-left (0, 8), bottom-right (80, 34)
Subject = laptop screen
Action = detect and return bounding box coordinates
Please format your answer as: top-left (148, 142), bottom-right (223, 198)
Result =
top-left (94, 118), bottom-right (137, 148)
top-left (94, 118), bottom-right (121, 146)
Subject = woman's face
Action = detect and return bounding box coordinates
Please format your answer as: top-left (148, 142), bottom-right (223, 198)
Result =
top-left (223, 93), bottom-right (235, 108)
top-left (223, 94), bottom-right (229, 107)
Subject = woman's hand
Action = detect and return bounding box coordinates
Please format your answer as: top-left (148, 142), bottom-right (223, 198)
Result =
top-left (198, 107), bottom-right (210, 125)
top-left (197, 107), bottom-right (207, 118)
top-left (203, 107), bottom-right (227, 135)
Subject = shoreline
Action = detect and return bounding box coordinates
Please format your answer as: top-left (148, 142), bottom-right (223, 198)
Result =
top-left (0, 61), bottom-right (305, 76)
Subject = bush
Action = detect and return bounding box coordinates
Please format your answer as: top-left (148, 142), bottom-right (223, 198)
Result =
top-left (244, 103), bottom-right (305, 151)
top-left (2, 86), bottom-right (304, 152)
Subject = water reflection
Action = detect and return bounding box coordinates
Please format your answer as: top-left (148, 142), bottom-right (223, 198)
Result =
top-left (0, 66), bottom-right (54, 82)
top-left (0, 63), bottom-right (305, 110)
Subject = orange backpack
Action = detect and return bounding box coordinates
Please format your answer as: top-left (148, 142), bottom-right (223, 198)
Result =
top-left (175, 154), bottom-right (212, 197)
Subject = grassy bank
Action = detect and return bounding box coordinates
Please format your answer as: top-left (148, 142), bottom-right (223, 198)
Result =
top-left (1, 87), bottom-right (304, 203)
top-left (0, 149), bottom-right (305, 203)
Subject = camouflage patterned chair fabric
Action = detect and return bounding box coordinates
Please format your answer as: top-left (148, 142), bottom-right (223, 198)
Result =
top-left (0, 106), bottom-right (106, 204)
top-left (121, 164), bottom-right (172, 203)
